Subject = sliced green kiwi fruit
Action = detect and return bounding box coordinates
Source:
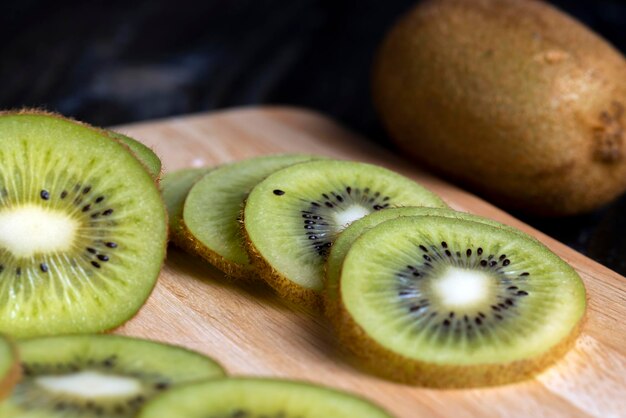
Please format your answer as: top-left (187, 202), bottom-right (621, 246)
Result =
top-left (137, 378), bottom-right (393, 418)
top-left (325, 207), bottom-right (528, 319)
top-left (161, 168), bottom-right (214, 240)
top-left (182, 154), bottom-right (316, 279)
top-left (244, 160), bottom-right (447, 307)
top-left (0, 335), bottom-right (20, 400)
top-left (0, 112), bottom-right (168, 337)
top-left (0, 334), bottom-right (225, 417)
top-left (335, 216), bottom-right (586, 387)
top-left (106, 131), bottom-right (162, 180)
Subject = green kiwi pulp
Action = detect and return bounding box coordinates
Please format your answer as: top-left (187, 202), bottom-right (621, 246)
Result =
top-left (0, 335), bottom-right (20, 400)
top-left (161, 168), bottom-right (213, 240)
top-left (106, 131), bottom-right (162, 180)
top-left (0, 335), bottom-right (225, 418)
top-left (181, 155), bottom-right (316, 279)
top-left (335, 216), bottom-right (586, 387)
top-left (244, 160), bottom-right (447, 307)
top-left (0, 113), bottom-right (168, 337)
top-left (137, 378), bottom-right (393, 418)
top-left (324, 207), bottom-right (528, 319)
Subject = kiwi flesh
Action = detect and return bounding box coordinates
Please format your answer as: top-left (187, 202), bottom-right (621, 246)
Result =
top-left (181, 155), bottom-right (316, 279)
top-left (244, 160), bottom-right (447, 308)
top-left (373, 0), bottom-right (626, 215)
top-left (324, 207), bottom-right (529, 319)
top-left (106, 131), bottom-right (162, 180)
top-left (137, 378), bottom-right (393, 418)
top-left (0, 335), bottom-right (20, 400)
top-left (0, 334), bottom-right (225, 418)
top-left (0, 112), bottom-right (168, 337)
top-left (334, 216), bottom-right (586, 387)
top-left (161, 168), bottom-right (213, 241)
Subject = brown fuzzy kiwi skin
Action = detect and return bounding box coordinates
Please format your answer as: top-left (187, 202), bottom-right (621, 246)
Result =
top-left (334, 299), bottom-right (585, 388)
top-left (373, 0), bottom-right (626, 216)
top-left (0, 338), bottom-right (21, 401)
top-left (175, 219), bottom-right (254, 280)
top-left (241, 210), bottom-right (322, 310)
top-left (0, 109), bottom-right (169, 333)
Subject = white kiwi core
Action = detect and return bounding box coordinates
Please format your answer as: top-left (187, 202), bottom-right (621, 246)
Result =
top-left (35, 371), bottom-right (142, 398)
top-left (0, 205), bottom-right (79, 258)
top-left (333, 205), bottom-right (371, 231)
top-left (433, 267), bottom-right (493, 309)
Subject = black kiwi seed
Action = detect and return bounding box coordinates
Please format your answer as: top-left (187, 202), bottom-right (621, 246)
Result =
top-left (273, 189), bottom-right (285, 196)
top-left (87, 247), bottom-right (97, 254)
top-left (503, 259), bottom-right (511, 266)
top-left (102, 209), bottom-right (114, 216)
top-left (419, 245), bottom-right (428, 252)
top-left (82, 186), bottom-right (92, 194)
top-left (477, 247), bottom-right (483, 255)
top-left (60, 190), bottom-right (68, 199)
top-left (40, 190), bottom-right (50, 200)
top-left (97, 255), bottom-right (109, 262)
top-left (91, 261), bottom-right (101, 269)
top-left (466, 249), bottom-right (472, 256)
top-left (95, 196), bottom-right (104, 203)
top-left (82, 204), bottom-right (91, 212)
top-left (441, 241), bottom-right (448, 248)
top-left (40, 263), bottom-right (48, 273)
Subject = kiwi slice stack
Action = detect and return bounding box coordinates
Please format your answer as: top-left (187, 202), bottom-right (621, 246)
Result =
top-left (0, 335), bottom-right (19, 400)
top-left (244, 160), bottom-right (447, 307)
top-left (330, 216), bottom-right (586, 387)
top-left (0, 112), bottom-right (167, 337)
top-left (138, 378), bottom-right (393, 418)
top-left (0, 334), bottom-right (225, 417)
top-left (161, 167), bottom-right (214, 240)
top-left (179, 155), bottom-right (316, 278)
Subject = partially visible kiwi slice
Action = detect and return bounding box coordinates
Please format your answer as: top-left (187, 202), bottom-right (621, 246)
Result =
top-left (0, 335), bottom-right (20, 400)
top-left (137, 378), bottom-right (393, 418)
top-left (244, 160), bottom-right (447, 307)
top-left (161, 168), bottom-right (214, 240)
top-left (181, 155), bottom-right (316, 278)
top-left (0, 112), bottom-right (167, 337)
top-left (335, 216), bottom-right (586, 387)
top-left (107, 131), bottom-right (162, 180)
top-left (325, 207), bottom-right (527, 319)
top-left (0, 334), bottom-right (225, 417)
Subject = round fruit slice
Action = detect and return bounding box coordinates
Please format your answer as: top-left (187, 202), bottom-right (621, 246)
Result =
top-left (0, 112), bottom-right (168, 337)
top-left (0, 335), bottom-right (20, 400)
top-left (182, 154), bottom-right (316, 278)
top-left (0, 334), bottom-right (225, 418)
top-left (244, 160), bottom-right (447, 307)
top-left (137, 378), bottom-right (393, 418)
top-left (325, 207), bottom-right (527, 319)
top-left (336, 216), bottom-right (586, 387)
top-left (107, 131), bottom-right (162, 180)
top-left (161, 168), bottom-right (214, 240)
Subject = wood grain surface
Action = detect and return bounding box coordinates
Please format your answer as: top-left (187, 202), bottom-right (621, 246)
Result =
top-left (113, 107), bottom-right (626, 418)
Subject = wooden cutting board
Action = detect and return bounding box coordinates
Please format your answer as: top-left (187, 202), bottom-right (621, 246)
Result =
top-left (114, 107), bottom-right (625, 418)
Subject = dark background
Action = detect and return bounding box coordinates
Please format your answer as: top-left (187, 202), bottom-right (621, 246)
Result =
top-left (1, 0), bottom-right (625, 275)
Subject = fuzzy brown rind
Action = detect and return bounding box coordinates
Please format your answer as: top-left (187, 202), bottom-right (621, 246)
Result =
top-left (373, 0), bottom-right (626, 215)
top-left (332, 297), bottom-right (585, 388)
top-left (0, 338), bottom-right (21, 400)
top-left (173, 220), bottom-right (255, 280)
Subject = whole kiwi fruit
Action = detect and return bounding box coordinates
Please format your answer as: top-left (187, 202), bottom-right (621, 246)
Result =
top-left (373, 0), bottom-right (626, 215)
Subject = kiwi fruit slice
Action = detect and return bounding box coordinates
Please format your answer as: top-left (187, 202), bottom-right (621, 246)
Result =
top-left (244, 159), bottom-right (447, 307)
top-left (324, 207), bottom-right (528, 319)
top-left (107, 131), bottom-right (162, 180)
top-left (161, 168), bottom-right (214, 241)
top-left (0, 112), bottom-right (168, 337)
top-left (0, 335), bottom-right (20, 400)
top-left (181, 155), bottom-right (316, 278)
top-left (137, 378), bottom-right (393, 418)
top-left (0, 334), bottom-right (225, 417)
top-left (334, 216), bottom-right (586, 387)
